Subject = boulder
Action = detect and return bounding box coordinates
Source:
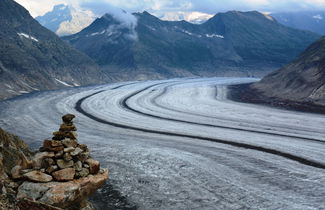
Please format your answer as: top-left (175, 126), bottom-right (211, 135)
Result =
top-left (62, 139), bottom-right (78, 148)
top-left (23, 171), bottom-right (53, 183)
top-left (52, 168), bottom-right (75, 181)
top-left (17, 169), bottom-right (108, 209)
top-left (56, 159), bottom-right (74, 169)
top-left (85, 159), bottom-right (100, 175)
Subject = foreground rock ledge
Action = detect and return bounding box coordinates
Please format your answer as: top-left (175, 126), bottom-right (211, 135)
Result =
top-left (17, 169), bottom-right (108, 209)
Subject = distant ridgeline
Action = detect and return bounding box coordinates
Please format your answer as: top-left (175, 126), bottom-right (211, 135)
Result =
top-left (63, 11), bottom-right (321, 79)
top-left (0, 0), bottom-right (322, 100)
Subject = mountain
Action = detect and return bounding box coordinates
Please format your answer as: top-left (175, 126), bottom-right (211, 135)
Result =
top-left (36, 4), bottom-right (95, 36)
top-left (63, 11), bottom-right (320, 79)
top-left (155, 11), bottom-right (213, 24)
top-left (251, 36), bottom-right (325, 107)
top-left (0, 0), bottom-right (110, 99)
top-left (271, 11), bottom-right (325, 34)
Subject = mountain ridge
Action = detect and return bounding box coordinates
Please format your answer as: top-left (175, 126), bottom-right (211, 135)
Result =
top-left (0, 0), bottom-right (111, 100)
top-left (63, 10), bottom-right (320, 79)
top-left (229, 36), bottom-right (325, 113)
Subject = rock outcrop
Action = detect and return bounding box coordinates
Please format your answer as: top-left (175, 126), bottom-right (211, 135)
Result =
top-left (1, 114), bottom-right (108, 209)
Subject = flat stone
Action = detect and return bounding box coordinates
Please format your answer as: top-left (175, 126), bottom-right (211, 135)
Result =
top-left (64, 147), bottom-right (75, 153)
top-left (52, 131), bottom-right (66, 140)
top-left (56, 159), bottom-right (74, 169)
top-left (65, 132), bottom-right (77, 140)
top-left (47, 146), bottom-right (64, 152)
top-left (23, 171), bottom-right (53, 183)
top-left (74, 161), bottom-right (82, 172)
top-left (43, 140), bottom-right (62, 148)
top-left (85, 159), bottom-right (100, 175)
top-left (62, 139), bottom-right (78, 148)
top-left (71, 147), bottom-right (82, 156)
top-left (63, 153), bottom-right (73, 161)
top-left (62, 114), bottom-right (75, 123)
top-left (59, 124), bottom-right (77, 132)
top-left (52, 168), bottom-right (75, 181)
top-left (17, 169), bottom-right (108, 209)
top-left (76, 168), bottom-right (89, 178)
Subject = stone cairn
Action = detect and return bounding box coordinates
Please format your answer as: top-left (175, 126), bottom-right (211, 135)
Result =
top-left (12, 114), bottom-right (101, 182)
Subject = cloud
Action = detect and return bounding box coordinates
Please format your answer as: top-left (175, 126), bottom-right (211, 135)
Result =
top-left (15, 0), bottom-right (325, 18)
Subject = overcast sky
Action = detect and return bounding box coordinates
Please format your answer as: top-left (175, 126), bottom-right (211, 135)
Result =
top-left (15, 0), bottom-right (325, 17)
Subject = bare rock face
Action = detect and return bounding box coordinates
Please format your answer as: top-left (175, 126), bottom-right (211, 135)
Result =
top-left (17, 169), bottom-right (108, 209)
top-left (52, 168), bottom-right (75, 181)
top-left (23, 171), bottom-right (53, 183)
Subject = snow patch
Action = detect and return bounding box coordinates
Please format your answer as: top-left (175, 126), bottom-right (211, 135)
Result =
top-left (55, 78), bottom-right (73, 87)
top-left (89, 30), bottom-right (106, 36)
top-left (263, 14), bottom-right (274, 21)
top-left (313, 14), bottom-right (323, 20)
top-left (17, 33), bottom-right (39, 42)
top-left (206, 34), bottom-right (224, 39)
top-left (19, 91), bottom-right (30, 94)
top-left (182, 30), bottom-right (194, 36)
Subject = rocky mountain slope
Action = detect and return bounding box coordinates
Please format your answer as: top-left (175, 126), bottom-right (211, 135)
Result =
top-left (0, 0), bottom-right (110, 100)
top-left (63, 11), bottom-right (320, 80)
top-left (36, 4), bottom-right (95, 36)
top-left (252, 36), bottom-right (325, 106)
top-left (272, 11), bottom-right (325, 34)
top-left (230, 36), bottom-right (325, 113)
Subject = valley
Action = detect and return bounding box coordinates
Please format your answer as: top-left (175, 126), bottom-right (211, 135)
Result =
top-left (1, 78), bottom-right (324, 209)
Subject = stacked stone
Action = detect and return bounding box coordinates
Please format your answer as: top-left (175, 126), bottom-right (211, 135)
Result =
top-left (14, 114), bottom-right (101, 183)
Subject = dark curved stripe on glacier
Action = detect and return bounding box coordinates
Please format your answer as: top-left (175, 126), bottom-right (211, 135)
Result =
top-left (75, 84), bottom-right (325, 170)
top-left (150, 84), bottom-right (325, 140)
top-left (123, 83), bottom-right (325, 144)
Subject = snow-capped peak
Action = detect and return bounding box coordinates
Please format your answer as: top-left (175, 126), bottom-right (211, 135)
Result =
top-left (155, 11), bottom-right (213, 24)
top-left (36, 4), bottom-right (96, 36)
